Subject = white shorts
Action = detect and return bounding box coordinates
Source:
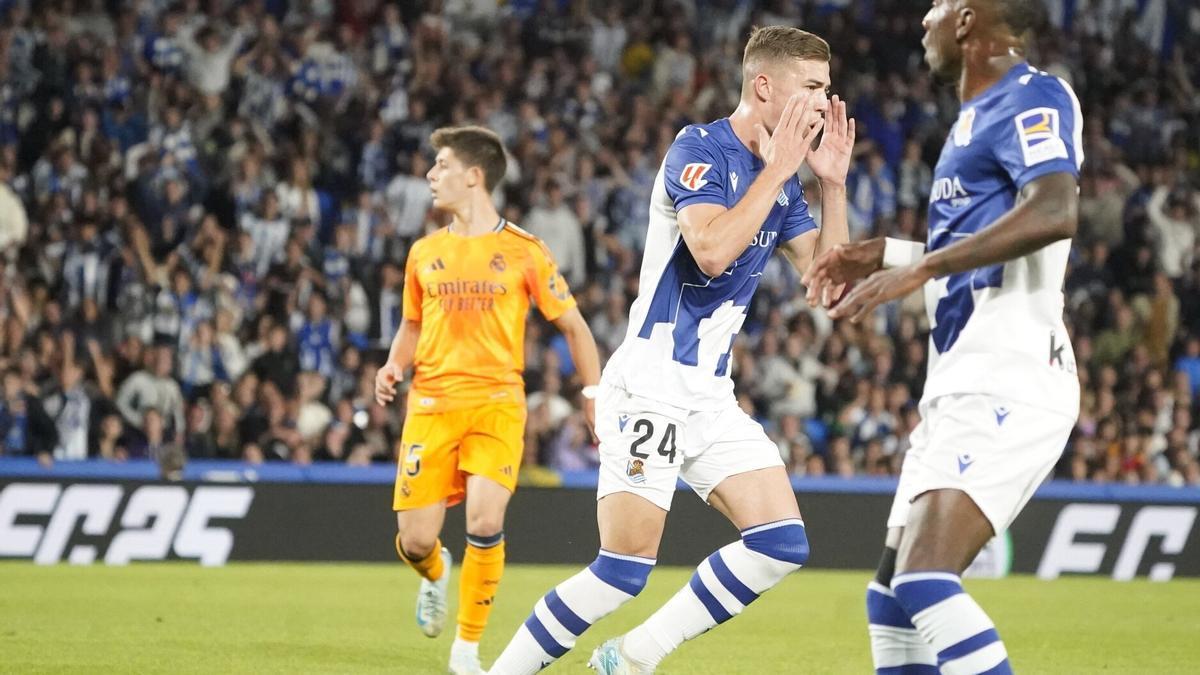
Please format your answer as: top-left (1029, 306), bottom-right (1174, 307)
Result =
top-left (596, 384), bottom-right (784, 511)
top-left (887, 393), bottom-right (1075, 534)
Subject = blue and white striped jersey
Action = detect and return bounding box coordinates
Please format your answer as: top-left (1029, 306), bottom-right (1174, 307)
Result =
top-left (603, 119), bottom-right (818, 410)
top-left (921, 63), bottom-right (1083, 416)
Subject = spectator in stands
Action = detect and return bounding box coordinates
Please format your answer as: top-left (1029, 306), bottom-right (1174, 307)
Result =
top-left (1, 366), bottom-right (57, 463)
top-left (241, 191), bottom-right (289, 277)
top-left (1175, 337), bottom-right (1200, 399)
top-left (524, 180), bottom-right (586, 288)
top-left (42, 358), bottom-right (90, 460)
top-left (1147, 182), bottom-right (1200, 279)
top-left (177, 21), bottom-right (247, 97)
top-left (114, 345), bottom-right (185, 443)
top-left (296, 293), bottom-right (338, 379)
top-left (179, 320), bottom-right (227, 400)
top-left (251, 324), bottom-right (297, 394)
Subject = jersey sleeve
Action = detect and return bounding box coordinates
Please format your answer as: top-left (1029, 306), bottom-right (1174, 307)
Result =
top-left (993, 76), bottom-right (1082, 189)
top-left (402, 241), bottom-right (423, 321)
top-left (526, 240), bottom-right (577, 322)
top-left (781, 185), bottom-right (818, 242)
top-left (663, 127), bottom-right (728, 212)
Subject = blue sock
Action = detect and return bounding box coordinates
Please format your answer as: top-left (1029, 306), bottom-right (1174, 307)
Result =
top-left (892, 572), bottom-right (1013, 675)
top-left (866, 581), bottom-right (937, 674)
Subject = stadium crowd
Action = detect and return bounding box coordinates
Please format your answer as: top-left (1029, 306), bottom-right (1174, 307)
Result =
top-left (0, 0), bottom-right (1198, 488)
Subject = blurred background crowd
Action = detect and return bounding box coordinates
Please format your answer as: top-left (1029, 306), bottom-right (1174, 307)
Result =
top-left (0, 0), bottom-right (1198, 487)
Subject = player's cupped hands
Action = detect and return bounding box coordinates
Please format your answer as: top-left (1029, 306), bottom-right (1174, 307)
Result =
top-left (827, 262), bottom-right (931, 323)
top-left (802, 238), bottom-right (886, 308)
top-left (806, 94), bottom-right (856, 185)
top-left (374, 362), bottom-right (404, 406)
top-left (754, 94), bottom-right (825, 177)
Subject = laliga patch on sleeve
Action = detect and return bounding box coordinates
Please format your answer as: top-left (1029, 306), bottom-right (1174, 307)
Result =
top-left (679, 163), bottom-right (712, 191)
top-left (1014, 107), bottom-right (1068, 167)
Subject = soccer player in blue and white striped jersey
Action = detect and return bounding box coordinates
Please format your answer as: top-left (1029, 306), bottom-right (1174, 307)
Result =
top-left (805, 2), bottom-right (1083, 673)
top-left (488, 26), bottom-right (855, 674)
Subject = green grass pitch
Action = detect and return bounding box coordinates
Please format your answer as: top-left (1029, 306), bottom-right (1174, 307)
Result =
top-left (2, 562), bottom-right (1196, 673)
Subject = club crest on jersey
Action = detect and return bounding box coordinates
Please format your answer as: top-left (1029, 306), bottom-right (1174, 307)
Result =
top-left (954, 107), bottom-right (975, 147)
top-left (1015, 107), bottom-right (1068, 166)
top-left (626, 459), bottom-right (646, 484)
top-left (490, 253), bottom-right (506, 272)
top-left (680, 163), bottom-right (712, 191)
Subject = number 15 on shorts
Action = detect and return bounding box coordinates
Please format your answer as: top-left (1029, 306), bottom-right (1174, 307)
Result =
top-left (622, 415), bottom-right (678, 484)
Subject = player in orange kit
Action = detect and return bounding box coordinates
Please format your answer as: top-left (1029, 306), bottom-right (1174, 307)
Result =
top-left (374, 125), bottom-right (601, 675)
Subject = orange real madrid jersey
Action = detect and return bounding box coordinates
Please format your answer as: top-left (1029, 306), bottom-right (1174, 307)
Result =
top-left (403, 220), bottom-right (577, 413)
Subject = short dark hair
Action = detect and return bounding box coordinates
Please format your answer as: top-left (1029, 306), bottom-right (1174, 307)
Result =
top-left (993, 0), bottom-right (1047, 37)
top-left (743, 25), bottom-right (831, 70)
top-left (430, 125), bottom-right (507, 192)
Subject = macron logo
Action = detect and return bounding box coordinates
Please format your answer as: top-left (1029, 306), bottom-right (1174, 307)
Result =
top-left (730, 171), bottom-right (739, 193)
top-left (957, 453), bottom-right (975, 474)
top-left (995, 407), bottom-right (1011, 426)
top-left (680, 163), bottom-right (712, 191)
top-left (618, 415), bottom-right (630, 432)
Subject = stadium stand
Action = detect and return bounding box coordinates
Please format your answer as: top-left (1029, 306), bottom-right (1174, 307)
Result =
top-left (0, 0), bottom-right (1197, 488)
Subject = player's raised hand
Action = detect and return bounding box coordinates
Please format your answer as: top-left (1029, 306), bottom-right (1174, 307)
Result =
top-left (807, 95), bottom-right (856, 185)
top-left (374, 362), bottom-right (404, 406)
top-left (755, 94), bottom-right (825, 180)
top-left (802, 238), bottom-right (886, 308)
top-left (827, 263), bottom-right (931, 323)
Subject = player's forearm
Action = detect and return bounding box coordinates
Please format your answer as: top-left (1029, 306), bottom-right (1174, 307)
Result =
top-left (815, 182), bottom-right (849, 256)
top-left (564, 322), bottom-right (601, 387)
top-left (691, 169), bottom-right (790, 276)
top-left (918, 176), bottom-right (1077, 279)
top-left (386, 319), bottom-right (420, 372)
top-left (553, 309), bottom-right (601, 387)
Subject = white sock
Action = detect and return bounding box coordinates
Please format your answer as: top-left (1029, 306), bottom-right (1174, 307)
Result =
top-left (623, 519), bottom-right (808, 669)
top-left (452, 636), bottom-right (479, 655)
top-left (891, 572), bottom-right (1012, 675)
top-left (488, 551), bottom-right (654, 674)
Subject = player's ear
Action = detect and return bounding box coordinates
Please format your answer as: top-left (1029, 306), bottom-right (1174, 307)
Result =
top-left (955, 7), bottom-right (976, 41)
top-left (466, 165), bottom-right (482, 189)
top-left (754, 72), bottom-right (771, 103)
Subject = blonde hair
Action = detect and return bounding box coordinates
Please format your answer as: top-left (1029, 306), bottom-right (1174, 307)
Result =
top-left (743, 25), bottom-right (831, 70)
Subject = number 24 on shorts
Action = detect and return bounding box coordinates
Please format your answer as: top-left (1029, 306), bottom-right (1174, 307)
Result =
top-left (628, 419), bottom-right (678, 464)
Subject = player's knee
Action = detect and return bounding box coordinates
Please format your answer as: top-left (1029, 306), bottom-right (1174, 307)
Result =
top-left (397, 530), bottom-right (438, 561)
top-left (587, 551), bottom-right (655, 597)
top-left (742, 521), bottom-right (809, 567)
top-left (465, 512), bottom-right (505, 538)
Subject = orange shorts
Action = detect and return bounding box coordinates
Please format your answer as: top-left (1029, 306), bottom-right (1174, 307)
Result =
top-left (393, 403), bottom-right (526, 510)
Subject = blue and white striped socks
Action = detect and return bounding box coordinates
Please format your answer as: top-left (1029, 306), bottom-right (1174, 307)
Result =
top-left (891, 571), bottom-right (1013, 675)
top-left (621, 519), bottom-right (810, 669)
top-left (867, 580), bottom-right (938, 674)
top-left (488, 550), bottom-right (654, 674)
